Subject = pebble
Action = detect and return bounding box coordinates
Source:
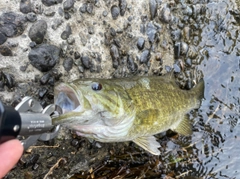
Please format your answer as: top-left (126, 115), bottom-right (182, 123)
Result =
top-left (26, 12), bottom-right (37, 22)
top-left (137, 37), bottom-right (145, 50)
top-left (28, 20), bottom-right (47, 44)
top-left (180, 42), bottom-right (189, 56)
top-left (174, 42), bottom-right (181, 58)
top-left (61, 24), bottom-right (72, 40)
top-left (63, 0), bottom-right (74, 11)
top-left (140, 49), bottom-right (150, 64)
top-left (0, 46), bottom-right (13, 56)
top-left (185, 58), bottom-right (192, 67)
top-left (110, 44), bottom-right (120, 68)
top-left (63, 57), bottom-right (73, 72)
top-left (149, 0), bottom-right (157, 20)
top-left (111, 5), bottom-right (120, 20)
top-left (0, 31), bottom-right (7, 45)
top-left (67, 35), bottom-right (75, 45)
top-left (127, 55), bottom-right (138, 73)
top-left (81, 55), bottom-right (91, 69)
top-left (0, 81), bottom-right (4, 91)
top-left (38, 87), bottom-right (48, 98)
top-left (171, 29), bottom-right (181, 41)
top-left (51, 19), bottom-right (63, 30)
top-left (28, 44), bottom-right (60, 72)
top-left (74, 51), bottom-right (80, 59)
top-left (160, 6), bottom-right (172, 23)
top-left (146, 22), bottom-right (158, 44)
top-left (0, 12), bottom-right (27, 37)
top-left (86, 3), bottom-right (94, 14)
top-left (88, 26), bottom-right (95, 34)
top-left (48, 77), bottom-right (55, 86)
top-left (29, 41), bottom-right (36, 48)
top-left (79, 3), bottom-right (87, 13)
top-left (44, 10), bottom-right (56, 17)
top-left (20, 0), bottom-right (32, 14)
top-left (102, 10), bottom-right (108, 17)
top-left (173, 63), bottom-right (181, 73)
top-left (41, 0), bottom-right (62, 7)
top-left (40, 73), bottom-right (51, 85)
top-left (3, 73), bottom-right (15, 89)
top-left (119, 0), bottom-right (127, 16)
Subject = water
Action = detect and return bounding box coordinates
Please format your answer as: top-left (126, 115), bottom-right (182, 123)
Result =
top-left (178, 1), bottom-right (240, 178)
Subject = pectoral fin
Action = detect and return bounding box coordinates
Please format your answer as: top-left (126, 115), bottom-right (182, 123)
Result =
top-left (174, 115), bottom-right (192, 136)
top-left (133, 136), bottom-right (160, 155)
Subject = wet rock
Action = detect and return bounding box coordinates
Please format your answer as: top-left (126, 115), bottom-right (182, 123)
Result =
top-left (61, 24), bottom-right (72, 40)
top-left (63, 57), bottom-right (73, 72)
top-left (0, 46), bottom-right (13, 56)
top-left (0, 32), bottom-right (7, 45)
top-left (38, 87), bottom-right (48, 98)
top-left (63, 0), bottom-right (74, 11)
top-left (28, 20), bottom-right (47, 44)
top-left (0, 12), bottom-right (27, 37)
top-left (41, 0), bottom-right (62, 7)
top-left (81, 55), bottom-right (91, 69)
top-left (137, 37), bottom-right (145, 50)
top-left (111, 5), bottom-right (120, 20)
top-left (149, 0), bottom-right (157, 20)
top-left (26, 12), bottom-right (37, 22)
top-left (40, 73), bottom-right (51, 85)
top-left (140, 50), bottom-right (150, 64)
top-left (20, 0), bottom-right (32, 14)
top-left (28, 44), bottom-right (60, 72)
top-left (119, 0), bottom-right (127, 16)
top-left (146, 22), bottom-right (158, 44)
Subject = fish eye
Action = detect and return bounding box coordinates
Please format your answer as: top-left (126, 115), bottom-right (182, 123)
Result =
top-left (92, 82), bottom-right (102, 91)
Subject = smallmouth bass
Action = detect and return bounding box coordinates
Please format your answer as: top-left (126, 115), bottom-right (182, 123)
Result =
top-left (53, 75), bottom-right (204, 155)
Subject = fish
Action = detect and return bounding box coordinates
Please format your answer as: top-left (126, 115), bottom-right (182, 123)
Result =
top-left (52, 74), bottom-right (204, 155)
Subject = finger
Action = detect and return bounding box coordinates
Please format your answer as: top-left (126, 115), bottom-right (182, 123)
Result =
top-left (0, 139), bottom-right (23, 178)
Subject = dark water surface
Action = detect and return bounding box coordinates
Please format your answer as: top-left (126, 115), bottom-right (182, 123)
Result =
top-left (183, 0), bottom-right (239, 178)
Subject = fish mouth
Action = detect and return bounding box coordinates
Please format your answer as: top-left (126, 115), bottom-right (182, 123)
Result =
top-left (54, 83), bottom-right (82, 115)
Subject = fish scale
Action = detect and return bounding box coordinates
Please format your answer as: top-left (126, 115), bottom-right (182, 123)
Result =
top-left (53, 75), bottom-right (204, 155)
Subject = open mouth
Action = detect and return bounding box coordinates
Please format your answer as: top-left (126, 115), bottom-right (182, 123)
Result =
top-left (54, 83), bottom-right (81, 114)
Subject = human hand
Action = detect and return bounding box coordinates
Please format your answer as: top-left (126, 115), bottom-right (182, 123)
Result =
top-left (0, 139), bottom-right (23, 178)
